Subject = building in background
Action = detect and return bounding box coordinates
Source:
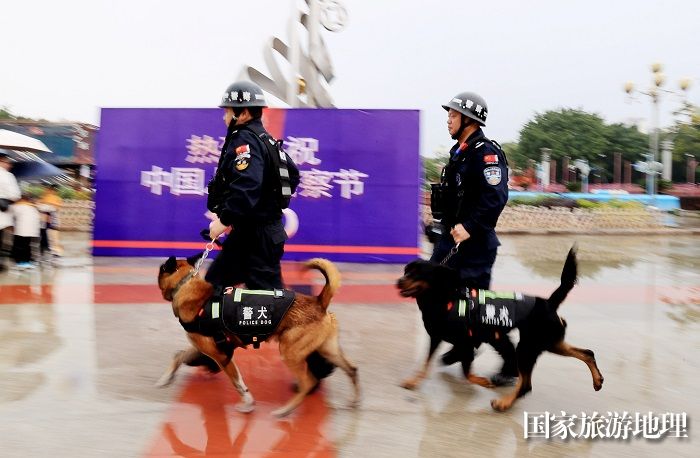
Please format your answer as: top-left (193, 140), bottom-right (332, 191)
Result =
top-left (0, 120), bottom-right (97, 185)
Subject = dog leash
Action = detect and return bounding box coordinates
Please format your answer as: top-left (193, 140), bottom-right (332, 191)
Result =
top-left (439, 242), bottom-right (461, 265)
top-left (192, 240), bottom-right (217, 277)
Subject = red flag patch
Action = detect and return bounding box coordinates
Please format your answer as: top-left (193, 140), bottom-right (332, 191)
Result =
top-left (484, 154), bottom-right (498, 164)
top-left (235, 144), bottom-right (250, 155)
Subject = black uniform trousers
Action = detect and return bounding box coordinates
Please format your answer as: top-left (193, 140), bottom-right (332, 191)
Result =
top-left (187, 219), bottom-right (285, 372)
top-left (430, 233), bottom-right (497, 289)
top-left (201, 218), bottom-right (335, 380)
top-left (205, 219), bottom-right (286, 289)
top-left (430, 233), bottom-right (517, 377)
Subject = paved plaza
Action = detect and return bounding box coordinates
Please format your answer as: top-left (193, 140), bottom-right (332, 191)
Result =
top-left (1, 233), bottom-right (698, 457)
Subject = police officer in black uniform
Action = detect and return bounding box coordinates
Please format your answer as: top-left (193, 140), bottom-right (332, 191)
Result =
top-left (202, 80), bottom-right (333, 383)
top-left (430, 91), bottom-right (517, 385)
top-left (206, 80), bottom-right (294, 289)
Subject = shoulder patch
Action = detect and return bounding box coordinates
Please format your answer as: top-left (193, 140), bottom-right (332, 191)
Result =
top-left (484, 166), bottom-right (502, 185)
top-left (234, 144), bottom-right (251, 171)
top-left (235, 154), bottom-right (250, 171)
top-left (483, 154), bottom-right (498, 164)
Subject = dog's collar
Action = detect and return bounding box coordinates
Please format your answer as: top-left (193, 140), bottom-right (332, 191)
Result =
top-left (171, 270), bottom-right (195, 298)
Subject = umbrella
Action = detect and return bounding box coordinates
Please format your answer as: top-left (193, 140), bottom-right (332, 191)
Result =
top-left (11, 160), bottom-right (65, 180)
top-left (0, 129), bottom-right (52, 153)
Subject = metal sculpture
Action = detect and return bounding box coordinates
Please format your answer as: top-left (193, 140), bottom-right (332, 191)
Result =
top-left (240, 0), bottom-right (347, 107)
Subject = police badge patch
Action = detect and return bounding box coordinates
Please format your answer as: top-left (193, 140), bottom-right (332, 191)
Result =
top-left (484, 166), bottom-right (501, 185)
top-left (235, 153), bottom-right (250, 171)
top-left (235, 144), bottom-right (251, 171)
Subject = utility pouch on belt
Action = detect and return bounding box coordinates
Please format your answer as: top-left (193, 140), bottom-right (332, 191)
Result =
top-left (206, 174), bottom-right (227, 213)
top-left (430, 183), bottom-right (446, 220)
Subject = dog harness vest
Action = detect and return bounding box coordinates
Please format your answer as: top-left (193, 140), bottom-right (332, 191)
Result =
top-left (179, 287), bottom-right (296, 348)
top-left (448, 288), bottom-right (536, 330)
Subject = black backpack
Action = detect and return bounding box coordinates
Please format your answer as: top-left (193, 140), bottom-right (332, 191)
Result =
top-left (241, 124), bottom-right (300, 209)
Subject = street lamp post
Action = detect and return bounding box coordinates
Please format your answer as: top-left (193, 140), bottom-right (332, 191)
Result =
top-left (574, 159), bottom-right (590, 193)
top-left (596, 153), bottom-right (607, 184)
top-left (686, 154), bottom-right (697, 184)
top-left (624, 63), bottom-right (692, 195)
top-left (540, 147), bottom-right (551, 190)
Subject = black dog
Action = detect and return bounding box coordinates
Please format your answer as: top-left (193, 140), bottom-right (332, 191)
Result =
top-left (397, 246), bottom-right (604, 411)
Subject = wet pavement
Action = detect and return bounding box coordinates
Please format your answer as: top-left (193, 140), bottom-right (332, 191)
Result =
top-left (1, 232), bottom-right (698, 457)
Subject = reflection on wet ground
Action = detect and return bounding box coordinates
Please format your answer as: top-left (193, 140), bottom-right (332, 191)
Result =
top-left (0, 233), bottom-right (698, 457)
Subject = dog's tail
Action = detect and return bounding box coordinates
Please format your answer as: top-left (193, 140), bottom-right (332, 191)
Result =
top-left (547, 244), bottom-right (578, 311)
top-left (305, 258), bottom-right (341, 310)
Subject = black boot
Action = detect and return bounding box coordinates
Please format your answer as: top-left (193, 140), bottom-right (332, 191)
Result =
top-left (489, 334), bottom-right (518, 386)
top-left (440, 345), bottom-right (461, 366)
top-left (292, 351), bottom-right (336, 393)
top-left (490, 373), bottom-right (517, 386)
top-left (185, 352), bottom-right (223, 374)
top-left (307, 351), bottom-right (336, 379)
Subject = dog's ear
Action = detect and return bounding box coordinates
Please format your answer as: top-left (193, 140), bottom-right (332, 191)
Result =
top-left (186, 252), bottom-right (204, 266)
top-left (161, 256), bottom-right (177, 274)
top-left (404, 259), bottom-right (426, 275)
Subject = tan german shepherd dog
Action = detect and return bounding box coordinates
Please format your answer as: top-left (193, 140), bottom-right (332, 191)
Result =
top-left (157, 256), bottom-right (359, 417)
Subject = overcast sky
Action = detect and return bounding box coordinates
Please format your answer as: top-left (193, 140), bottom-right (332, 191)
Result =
top-left (2, 0), bottom-right (699, 155)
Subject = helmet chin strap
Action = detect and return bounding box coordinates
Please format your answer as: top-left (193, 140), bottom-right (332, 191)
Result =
top-left (231, 108), bottom-right (245, 125)
top-left (452, 116), bottom-right (471, 140)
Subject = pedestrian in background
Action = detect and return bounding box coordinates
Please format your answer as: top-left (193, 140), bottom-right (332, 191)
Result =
top-left (0, 151), bottom-right (21, 271)
top-left (11, 192), bottom-right (41, 268)
top-left (38, 184), bottom-right (63, 256)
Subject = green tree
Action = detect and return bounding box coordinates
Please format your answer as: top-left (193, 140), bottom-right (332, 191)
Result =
top-left (0, 106), bottom-right (17, 120)
top-left (603, 123), bottom-right (649, 163)
top-left (517, 108), bottom-right (650, 182)
top-left (501, 141), bottom-right (529, 171)
top-left (667, 106), bottom-right (700, 182)
top-left (422, 152), bottom-right (449, 190)
top-left (0, 106), bottom-right (41, 122)
top-left (517, 109), bottom-right (611, 163)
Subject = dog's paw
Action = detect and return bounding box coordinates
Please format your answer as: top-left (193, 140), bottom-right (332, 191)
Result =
top-left (154, 371), bottom-right (176, 388)
top-left (467, 374), bottom-right (495, 388)
top-left (272, 406), bottom-right (294, 418)
top-left (594, 375), bottom-right (604, 391)
top-left (400, 378), bottom-right (420, 390)
top-left (234, 392), bottom-right (255, 413)
top-left (235, 401), bottom-right (255, 413)
top-left (490, 398), bottom-right (512, 412)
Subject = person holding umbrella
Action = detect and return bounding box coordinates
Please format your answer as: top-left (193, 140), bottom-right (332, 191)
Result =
top-left (0, 151), bottom-right (21, 271)
top-left (10, 191), bottom-right (41, 268)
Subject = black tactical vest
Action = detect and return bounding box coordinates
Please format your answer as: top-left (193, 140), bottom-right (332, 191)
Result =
top-left (447, 288), bottom-right (536, 330)
top-left (180, 287), bottom-right (296, 348)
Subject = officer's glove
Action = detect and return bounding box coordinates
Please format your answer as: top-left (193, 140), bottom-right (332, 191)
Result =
top-left (200, 229), bottom-right (223, 246)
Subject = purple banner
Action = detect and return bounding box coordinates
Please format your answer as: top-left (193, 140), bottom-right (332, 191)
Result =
top-left (93, 108), bottom-right (420, 262)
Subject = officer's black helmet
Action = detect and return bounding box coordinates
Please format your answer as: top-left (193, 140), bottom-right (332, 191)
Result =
top-left (442, 92), bottom-right (488, 126)
top-left (219, 80), bottom-right (267, 108)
